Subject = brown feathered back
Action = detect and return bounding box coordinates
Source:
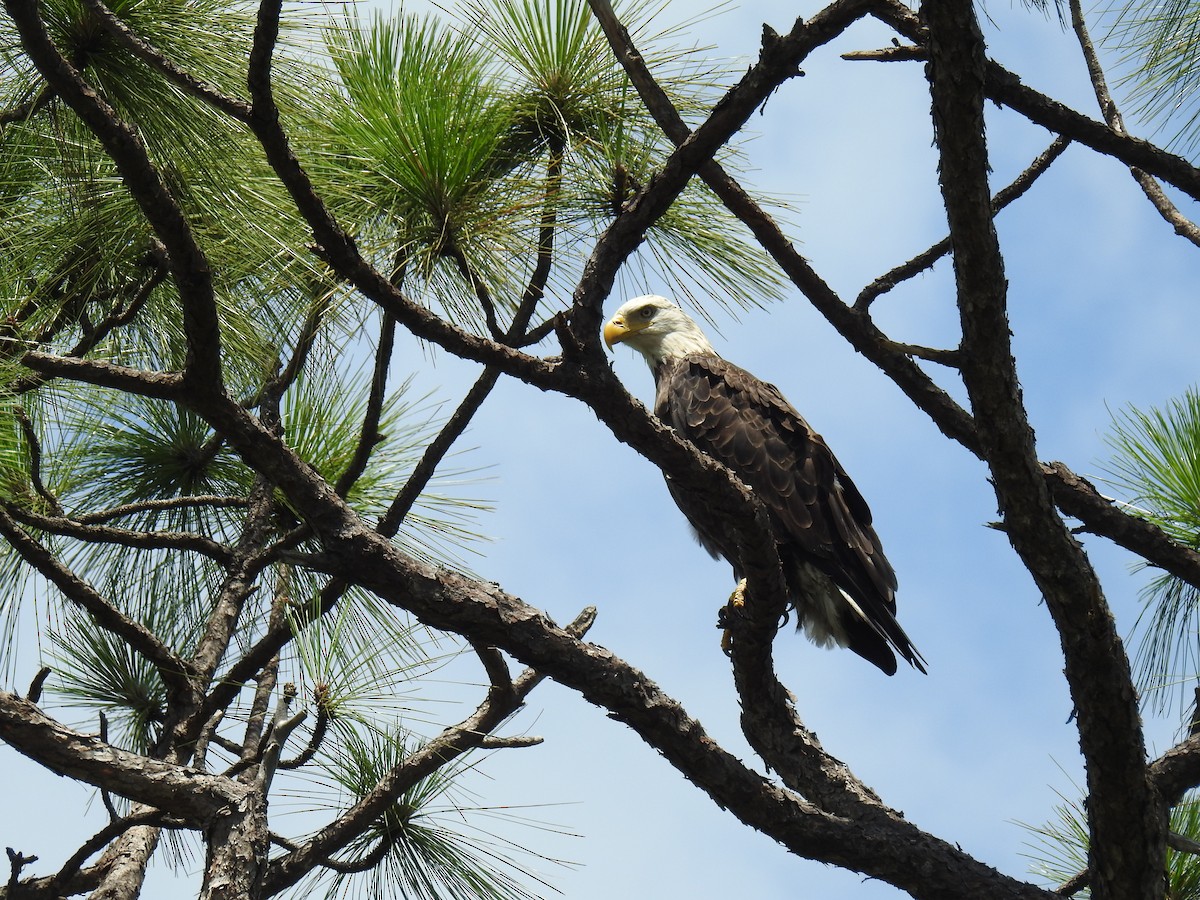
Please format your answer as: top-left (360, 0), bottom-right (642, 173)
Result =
top-left (654, 353), bottom-right (924, 674)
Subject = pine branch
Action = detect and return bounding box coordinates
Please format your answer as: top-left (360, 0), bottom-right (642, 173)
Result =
top-left (2, 0), bottom-right (225, 392)
top-left (0, 692), bottom-right (244, 822)
top-left (77, 0), bottom-right (253, 122)
top-left (0, 508), bottom-right (199, 698)
top-left (1, 503), bottom-right (235, 564)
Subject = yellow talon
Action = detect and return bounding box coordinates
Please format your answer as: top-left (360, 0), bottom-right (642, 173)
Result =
top-left (720, 578), bottom-right (748, 654)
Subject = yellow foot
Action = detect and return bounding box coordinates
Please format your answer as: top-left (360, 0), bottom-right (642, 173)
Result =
top-left (720, 578), bottom-right (747, 655)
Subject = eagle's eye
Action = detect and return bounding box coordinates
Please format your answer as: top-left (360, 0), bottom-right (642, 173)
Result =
top-left (638, 305), bottom-right (656, 319)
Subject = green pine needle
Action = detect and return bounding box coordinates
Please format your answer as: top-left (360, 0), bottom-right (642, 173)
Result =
top-left (1101, 387), bottom-right (1200, 715)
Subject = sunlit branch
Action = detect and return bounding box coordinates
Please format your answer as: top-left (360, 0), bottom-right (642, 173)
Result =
top-left (25, 666), bottom-right (51, 703)
top-left (189, 481), bottom-right (276, 685)
top-left (234, 594), bottom-right (287, 768)
top-left (1044, 462), bottom-right (1200, 593)
top-left (268, 831), bottom-right (396, 875)
top-left (277, 701), bottom-right (329, 770)
top-left (18, 352), bottom-right (183, 399)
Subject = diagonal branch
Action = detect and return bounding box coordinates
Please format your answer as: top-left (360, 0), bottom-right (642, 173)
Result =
top-left (855, 134), bottom-right (1072, 310)
top-left (1066, 0), bottom-right (1200, 245)
top-left (0, 507), bottom-right (199, 697)
top-left (1044, 462), bottom-right (1200, 590)
top-left (77, 0), bottom-right (253, 122)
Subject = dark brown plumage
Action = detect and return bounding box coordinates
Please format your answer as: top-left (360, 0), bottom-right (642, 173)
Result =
top-left (605, 296), bottom-right (924, 675)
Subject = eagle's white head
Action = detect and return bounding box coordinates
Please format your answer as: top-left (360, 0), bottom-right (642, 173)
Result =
top-left (603, 295), bottom-right (715, 369)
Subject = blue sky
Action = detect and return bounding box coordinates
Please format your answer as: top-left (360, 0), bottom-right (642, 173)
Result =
top-left (4, 0), bottom-right (1200, 897)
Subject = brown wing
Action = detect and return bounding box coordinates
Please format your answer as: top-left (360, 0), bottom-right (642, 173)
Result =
top-left (655, 353), bottom-right (923, 672)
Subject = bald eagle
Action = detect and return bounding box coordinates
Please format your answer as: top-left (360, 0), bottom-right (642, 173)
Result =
top-left (604, 295), bottom-right (925, 675)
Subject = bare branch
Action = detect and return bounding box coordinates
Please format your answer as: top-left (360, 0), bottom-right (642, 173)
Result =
top-left (855, 135), bottom-right (1072, 311)
top-left (25, 666), bottom-right (51, 703)
top-left (378, 366), bottom-right (502, 538)
top-left (47, 810), bottom-right (186, 897)
top-left (334, 313), bottom-right (396, 498)
top-left (1066, 0), bottom-right (1200, 245)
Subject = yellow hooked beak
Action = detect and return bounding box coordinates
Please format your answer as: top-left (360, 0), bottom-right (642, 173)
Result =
top-left (603, 315), bottom-right (649, 350)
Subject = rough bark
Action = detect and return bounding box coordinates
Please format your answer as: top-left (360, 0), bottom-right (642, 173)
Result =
top-left (922, 0), bottom-right (1166, 896)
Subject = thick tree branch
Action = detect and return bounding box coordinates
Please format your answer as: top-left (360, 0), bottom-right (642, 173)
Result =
top-left (18, 352), bottom-right (183, 399)
top-left (0, 693), bottom-right (245, 822)
top-left (1044, 462), bottom-right (1200, 590)
top-left (922, 1), bottom-right (1163, 896)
